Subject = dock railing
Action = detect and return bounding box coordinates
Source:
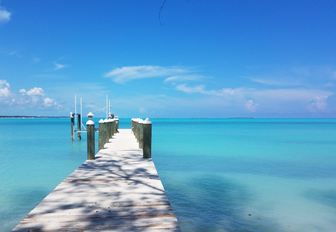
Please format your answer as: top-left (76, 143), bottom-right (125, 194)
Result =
top-left (131, 118), bottom-right (152, 159)
top-left (85, 112), bottom-right (119, 160)
top-left (85, 114), bottom-right (151, 160)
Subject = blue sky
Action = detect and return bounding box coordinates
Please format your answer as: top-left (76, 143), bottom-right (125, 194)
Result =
top-left (1, 0), bottom-right (336, 117)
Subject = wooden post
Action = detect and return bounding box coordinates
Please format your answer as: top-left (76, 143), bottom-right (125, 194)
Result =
top-left (111, 119), bottom-right (115, 136)
top-left (86, 112), bottom-right (95, 160)
top-left (135, 119), bottom-right (139, 142)
top-left (70, 112), bottom-right (75, 141)
top-left (104, 119), bottom-right (109, 144)
top-left (98, 119), bottom-right (105, 150)
top-left (139, 120), bottom-right (144, 149)
top-left (107, 119), bottom-right (112, 139)
top-left (142, 118), bottom-right (152, 159)
top-left (77, 113), bottom-right (81, 140)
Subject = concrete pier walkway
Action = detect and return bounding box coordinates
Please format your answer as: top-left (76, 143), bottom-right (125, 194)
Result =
top-left (13, 129), bottom-right (179, 231)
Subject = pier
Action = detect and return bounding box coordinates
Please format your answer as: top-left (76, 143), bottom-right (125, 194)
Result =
top-left (13, 115), bottom-right (179, 231)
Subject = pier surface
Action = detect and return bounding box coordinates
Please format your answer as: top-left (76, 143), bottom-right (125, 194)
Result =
top-left (13, 129), bottom-right (178, 231)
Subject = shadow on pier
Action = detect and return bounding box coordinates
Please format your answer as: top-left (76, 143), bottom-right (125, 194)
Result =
top-left (13, 131), bottom-right (178, 231)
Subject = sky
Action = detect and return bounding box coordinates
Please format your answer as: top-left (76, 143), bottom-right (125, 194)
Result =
top-left (1, 0), bottom-right (336, 117)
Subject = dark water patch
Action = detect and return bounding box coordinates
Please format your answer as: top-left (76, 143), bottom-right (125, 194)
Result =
top-left (304, 189), bottom-right (336, 209)
top-left (165, 175), bottom-right (282, 232)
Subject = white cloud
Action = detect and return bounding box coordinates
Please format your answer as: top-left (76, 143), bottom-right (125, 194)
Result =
top-left (164, 74), bottom-right (203, 83)
top-left (245, 99), bottom-right (257, 112)
top-left (20, 87), bottom-right (44, 96)
top-left (43, 97), bottom-right (57, 107)
top-left (308, 96), bottom-right (328, 112)
top-left (176, 84), bottom-right (206, 94)
top-left (105, 65), bottom-right (190, 83)
top-left (54, 62), bottom-right (66, 71)
top-left (0, 80), bottom-right (11, 97)
top-left (0, 82), bottom-right (62, 110)
top-left (0, 8), bottom-right (11, 23)
top-left (176, 84), bottom-right (243, 97)
top-left (175, 83), bottom-right (333, 112)
top-left (250, 78), bottom-right (301, 86)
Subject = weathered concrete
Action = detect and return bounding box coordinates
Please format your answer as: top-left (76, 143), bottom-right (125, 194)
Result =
top-left (13, 129), bottom-right (178, 232)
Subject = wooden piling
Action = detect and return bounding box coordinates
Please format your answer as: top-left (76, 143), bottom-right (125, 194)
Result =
top-left (111, 119), bottom-right (115, 136)
top-left (98, 119), bottom-right (105, 150)
top-left (86, 112), bottom-right (95, 160)
top-left (139, 120), bottom-right (144, 149)
top-left (104, 119), bottom-right (109, 144)
top-left (142, 119), bottom-right (152, 159)
top-left (107, 119), bottom-right (112, 139)
top-left (70, 112), bottom-right (75, 141)
top-left (77, 113), bottom-right (81, 140)
top-left (116, 119), bottom-right (119, 132)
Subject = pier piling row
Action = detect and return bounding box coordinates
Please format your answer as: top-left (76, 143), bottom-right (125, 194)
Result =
top-left (131, 118), bottom-right (152, 159)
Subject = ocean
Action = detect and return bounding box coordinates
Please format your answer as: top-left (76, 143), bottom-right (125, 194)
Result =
top-left (0, 118), bottom-right (336, 231)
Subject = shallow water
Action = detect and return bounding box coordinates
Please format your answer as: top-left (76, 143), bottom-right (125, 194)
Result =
top-left (0, 118), bottom-right (336, 231)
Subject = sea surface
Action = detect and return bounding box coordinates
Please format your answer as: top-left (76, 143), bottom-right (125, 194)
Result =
top-left (0, 118), bottom-right (336, 231)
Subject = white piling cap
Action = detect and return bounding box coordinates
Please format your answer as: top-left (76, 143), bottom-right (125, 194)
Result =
top-left (103, 119), bottom-right (109, 123)
top-left (143, 118), bottom-right (152, 124)
top-left (99, 119), bottom-right (104, 123)
top-left (70, 112), bottom-right (73, 117)
top-left (87, 112), bottom-right (94, 117)
top-left (86, 120), bottom-right (95, 125)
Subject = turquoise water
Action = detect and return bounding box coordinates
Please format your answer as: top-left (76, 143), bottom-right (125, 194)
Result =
top-left (1, 118), bottom-right (336, 231)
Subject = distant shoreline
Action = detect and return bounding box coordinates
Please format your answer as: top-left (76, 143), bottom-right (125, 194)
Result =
top-left (0, 116), bottom-right (67, 118)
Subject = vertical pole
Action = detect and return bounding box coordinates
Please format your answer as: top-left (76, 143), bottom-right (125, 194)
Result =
top-left (142, 118), bottom-right (152, 159)
top-left (111, 119), bottom-right (115, 137)
top-left (107, 119), bottom-right (110, 139)
top-left (104, 119), bottom-right (109, 144)
top-left (86, 112), bottom-right (95, 160)
top-left (139, 120), bottom-right (144, 149)
top-left (80, 97), bottom-right (83, 130)
top-left (70, 112), bottom-right (75, 141)
top-left (74, 95), bottom-right (77, 116)
top-left (77, 113), bottom-right (81, 140)
top-left (98, 119), bottom-right (105, 150)
top-left (135, 119), bottom-right (139, 141)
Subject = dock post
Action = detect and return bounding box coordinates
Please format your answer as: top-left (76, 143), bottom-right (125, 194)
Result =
top-left (107, 119), bottom-right (112, 139)
top-left (104, 119), bottom-right (109, 144)
top-left (142, 118), bottom-right (152, 159)
top-left (86, 112), bottom-right (95, 160)
top-left (139, 120), bottom-right (144, 149)
top-left (77, 113), bottom-right (81, 140)
top-left (70, 112), bottom-right (75, 141)
top-left (135, 119), bottom-right (140, 142)
top-left (98, 119), bottom-right (105, 150)
top-left (116, 119), bottom-right (119, 133)
top-left (111, 119), bottom-right (115, 136)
